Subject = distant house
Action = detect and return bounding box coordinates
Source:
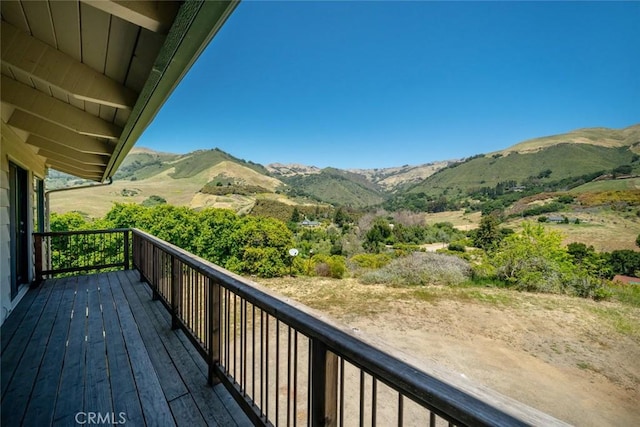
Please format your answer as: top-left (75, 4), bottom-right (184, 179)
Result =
top-left (613, 275), bottom-right (640, 285)
top-left (300, 219), bottom-right (321, 227)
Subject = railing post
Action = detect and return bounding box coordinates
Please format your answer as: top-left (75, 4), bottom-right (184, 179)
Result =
top-left (208, 278), bottom-right (221, 385)
top-left (123, 229), bottom-right (130, 270)
top-left (171, 256), bottom-right (181, 330)
top-left (311, 340), bottom-right (339, 427)
top-left (34, 233), bottom-right (43, 285)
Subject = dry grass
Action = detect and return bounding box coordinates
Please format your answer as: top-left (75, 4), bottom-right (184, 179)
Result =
top-left (254, 276), bottom-right (640, 426)
top-left (504, 210), bottom-right (640, 251)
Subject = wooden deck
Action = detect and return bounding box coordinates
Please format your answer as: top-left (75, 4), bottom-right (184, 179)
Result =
top-left (1, 270), bottom-right (251, 426)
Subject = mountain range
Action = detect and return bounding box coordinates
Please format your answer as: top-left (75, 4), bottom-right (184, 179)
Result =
top-left (48, 124), bottom-right (640, 217)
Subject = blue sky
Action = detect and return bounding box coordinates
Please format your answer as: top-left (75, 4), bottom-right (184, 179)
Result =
top-left (137, 1), bottom-right (640, 169)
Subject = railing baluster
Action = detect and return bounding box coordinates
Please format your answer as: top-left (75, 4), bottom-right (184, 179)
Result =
top-left (372, 378), bottom-right (377, 427)
top-left (359, 370), bottom-right (365, 427)
top-left (208, 277), bottom-right (220, 385)
top-left (171, 255), bottom-right (179, 330)
top-left (276, 319), bottom-right (280, 426)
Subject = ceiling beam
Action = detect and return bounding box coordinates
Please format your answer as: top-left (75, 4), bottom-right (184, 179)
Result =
top-left (32, 139), bottom-right (110, 166)
top-left (8, 110), bottom-right (114, 156)
top-left (1, 21), bottom-right (138, 109)
top-left (82, 0), bottom-right (180, 33)
top-left (45, 158), bottom-right (105, 180)
top-left (1, 75), bottom-right (122, 140)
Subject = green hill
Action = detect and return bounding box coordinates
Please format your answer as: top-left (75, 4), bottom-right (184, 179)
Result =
top-left (501, 124), bottom-right (640, 154)
top-left (280, 168), bottom-right (386, 208)
top-left (407, 139), bottom-right (639, 198)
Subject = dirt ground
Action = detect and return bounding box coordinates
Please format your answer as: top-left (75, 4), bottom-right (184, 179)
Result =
top-left (256, 278), bottom-right (640, 426)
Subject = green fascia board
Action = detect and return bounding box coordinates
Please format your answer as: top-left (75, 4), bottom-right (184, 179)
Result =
top-left (102, 0), bottom-right (239, 181)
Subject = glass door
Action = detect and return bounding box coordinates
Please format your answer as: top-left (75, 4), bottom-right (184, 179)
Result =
top-left (9, 162), bottom-right (29, 298)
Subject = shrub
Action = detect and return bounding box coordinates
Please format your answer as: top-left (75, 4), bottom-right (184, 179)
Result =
top-left (141, 195), bottom-right (167, 207)
top-left (349, 253), bottom-right (392, 269)
top-left (447, 242), bottom-right (466, 252)
top-left (359, 252), bottom-right (471, 286)
top-left (313, 254), bottom-right (347, 279)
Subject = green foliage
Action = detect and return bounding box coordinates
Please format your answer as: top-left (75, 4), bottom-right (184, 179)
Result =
top-left (200, 182), bottom-right (269, 196)
top-left (364, 218), bottom-right (394, 253)
top-left (141, 195), bottom-right (167, 207)
top-left (605, 250), bottom-right (640, 277)
top-left (360, 252), bottom-right (472, 286)
top-left (518, 202), bottom-right (564, 218)
top-left (447, 242), bottom-right (466, 252)
top-left (225, 216), bottom-right (294, 277)
top-left (349, 253), bottom-right (392, 269)
top-left (281, 168), bottom-right (385, 208)
top-left (291, 207), bottom-right (302, 223)
top-left (472, 214), bottom-right (503, 251)
top-left (312, 254), bottom-right (347, 279)
top-left (636, 233), bottom-right (640, 248)
top-left (333, 207), bottom-right (351, 228)
top-left (487, 223), bottom-right (610, 298)
top-left (102, 203), bottom-right (295, 278)
top-left (609, 283), bottom-right (640, 307)
top-left (557, 194), bottom-right (575, 204)
top-left (50, 212), bottom-right (89, 231)
top-left (492, 223), bottom-right (572, 292)
top-left (250, 199), bottom-right (332, 224)
top-left (409, 144), bottom-right (637, 199)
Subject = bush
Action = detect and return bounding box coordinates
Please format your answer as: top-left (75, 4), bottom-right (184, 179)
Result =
top-left (349, 253), bottom-right (392, 269)
top-left (447, 242), bottom-right (466, 252)
top-left (492, 223), bottom-right (572, 293)
top-left (312, 254), bottom-right (347, 279)
top-left (141, 195), bottom-right (166, 207)
top-left (359, 252), bottom-right (471, 286)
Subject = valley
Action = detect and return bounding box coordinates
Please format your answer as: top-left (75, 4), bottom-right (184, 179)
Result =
top-left (49, 124), bottom-right (640, 252)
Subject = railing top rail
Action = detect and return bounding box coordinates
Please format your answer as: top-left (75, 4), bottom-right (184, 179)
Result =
top-left (34, 228), bottom-right (130, 237)
top-left (132, 228), bottom-right (565, 426)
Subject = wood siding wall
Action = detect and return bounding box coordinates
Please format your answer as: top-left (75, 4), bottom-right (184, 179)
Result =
top-left (0, 122), bottom-right (46, 325)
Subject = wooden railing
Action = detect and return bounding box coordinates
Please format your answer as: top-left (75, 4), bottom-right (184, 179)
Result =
top-left (33, 229), bottom-right (130, 282)
top-left (131, 228), bottom-right (565, 427)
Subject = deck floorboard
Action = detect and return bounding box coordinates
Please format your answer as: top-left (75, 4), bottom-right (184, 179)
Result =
top-left (1, 271), bottom-right (250, 427)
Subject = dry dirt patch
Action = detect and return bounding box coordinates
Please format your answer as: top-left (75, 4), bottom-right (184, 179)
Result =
top-left (256, 277), bottom-right (640, 426)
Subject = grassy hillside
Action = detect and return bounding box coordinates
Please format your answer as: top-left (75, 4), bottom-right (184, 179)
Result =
top-left (501, 124), bottom-right (640, 154)
top-left (408, 144), bottom-right (638, 197)
top-left (570, 177), bottom-right (640, 193)
top-left (281, 168), bottom-right (386, 208)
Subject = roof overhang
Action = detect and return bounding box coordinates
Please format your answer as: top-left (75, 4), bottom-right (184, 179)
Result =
top-left (1, 0), bottom-right (238, 182)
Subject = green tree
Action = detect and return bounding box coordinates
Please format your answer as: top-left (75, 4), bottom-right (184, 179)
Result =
top-left (290, 207), bottom-right (301, 223)
top-left (226, 216), bottom-right (294, 277)
top-left (492, 222), bottom-right (574, 292)
top-left (472, 214), bottom-right (503, 251)
top-left (333, 207), bottom-right (350, 228)
top-left (141, 195), bottom-right (167, 207)
top-left (364, 218), bottom-right (393, 253)
top-left (195, 208), bottom-right (238, 264)
top-left (50, 212), bottom-right (88, 231)
top-left (606, 250), bottom-right (640, 277)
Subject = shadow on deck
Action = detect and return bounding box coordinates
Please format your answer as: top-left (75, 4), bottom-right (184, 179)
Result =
top-left (1, 270), bottom-right (250, 426)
